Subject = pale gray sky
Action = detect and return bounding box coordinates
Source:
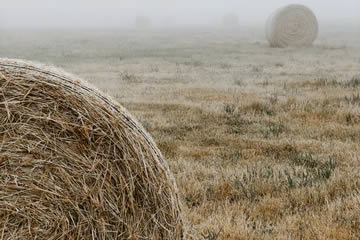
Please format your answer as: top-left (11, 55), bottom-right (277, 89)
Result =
top-left (1, 0), bottom-right (359, 28)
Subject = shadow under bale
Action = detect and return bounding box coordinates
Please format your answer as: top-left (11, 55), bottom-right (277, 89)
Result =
top-left (0, 59), bottom-right (183, 239)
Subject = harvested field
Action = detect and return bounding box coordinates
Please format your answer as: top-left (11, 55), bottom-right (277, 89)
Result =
top-left (0, 25), bottom-right (360, 239)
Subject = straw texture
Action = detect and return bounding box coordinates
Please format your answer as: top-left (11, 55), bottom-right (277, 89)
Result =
top-left (266, 4), bottom-right (318, 47)
top-left (0, 58), bottom-right (183, 239)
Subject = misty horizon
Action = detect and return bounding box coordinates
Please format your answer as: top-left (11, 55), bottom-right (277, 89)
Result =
top-left (0, 0), bottom-right (359, 29)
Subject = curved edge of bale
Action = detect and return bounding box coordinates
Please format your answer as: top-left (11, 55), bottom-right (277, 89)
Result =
top-left (0, 58), bottom-right (183, 239)
top-left (265, 4), bottom-right (318, 48)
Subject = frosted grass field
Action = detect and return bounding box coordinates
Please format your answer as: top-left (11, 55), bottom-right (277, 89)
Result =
top-left (1, 24), bottom-right (360, 239)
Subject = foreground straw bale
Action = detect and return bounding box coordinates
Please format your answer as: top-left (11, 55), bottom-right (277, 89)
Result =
top-left (266, 4), bottom-right (318, 47)
top-left (0, 59), bottom-right (182, 239)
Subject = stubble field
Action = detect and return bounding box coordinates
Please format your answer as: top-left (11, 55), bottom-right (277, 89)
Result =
top-left (1, 25), bottom-right (360, 239)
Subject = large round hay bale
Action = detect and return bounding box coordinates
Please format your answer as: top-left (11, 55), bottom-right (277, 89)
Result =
top-left (0, 59), bottom-right (183, 239)
top-left (265, 4), bottom-right (318, 47)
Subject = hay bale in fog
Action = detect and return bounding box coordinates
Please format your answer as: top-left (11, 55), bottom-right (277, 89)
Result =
top-left (265, 4), bottom-right (318, 47)
top-left (135, 15), bottom-right (151, 29)
top-left (162, 16), bottom-right (176, 28)
top-left (222, 13), bottom-right (239, 28)
top-left (0, 59), bottom-right (183, 239)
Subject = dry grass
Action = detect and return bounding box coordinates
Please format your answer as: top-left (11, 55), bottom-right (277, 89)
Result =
top-left (0, 26), bottom-right (359, 239)
top-left (0, 59), bottom-right (182, 239)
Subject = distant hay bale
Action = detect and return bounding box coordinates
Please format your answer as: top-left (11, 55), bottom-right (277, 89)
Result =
top-left (135, 16), bottom-right (151, 29)
top-left (161, 16), bottom-right (176, 28)
top-left (0, 59), bottom-right (183, 239)
top-left (222, 13), bottom-right (239, 28)
top-left (265, 4), bottom-right (318, 47)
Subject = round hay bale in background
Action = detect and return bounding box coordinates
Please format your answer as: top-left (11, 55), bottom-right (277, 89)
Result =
top-left (265, 4), bottom-right (318, 47)
top-left (161, 16), bottom-right (177, 29)
top-left (0, 59), bottom-right (182, 239)
top-left (135, 15), bottom-right (151, 29)
top-left (222, 13), bottom-right (239, 28)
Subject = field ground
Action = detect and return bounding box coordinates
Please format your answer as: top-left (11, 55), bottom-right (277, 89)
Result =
top-left (1, 25), bottom-right (360, 239)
